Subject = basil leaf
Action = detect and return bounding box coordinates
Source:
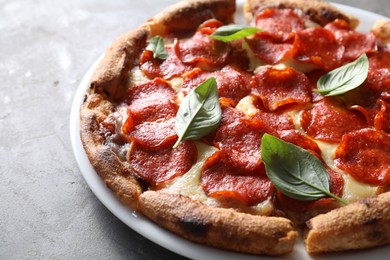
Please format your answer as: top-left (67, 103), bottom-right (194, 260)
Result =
top-left (316, 53), bottom-right (369, 96)
top-left (146, 36), bottom-right (168, 60)
top-left (261, 134), bottom-right (347, 204)
top-left (173, 77), bottom-right (221, 148)
top-left (209, 24), bottom-right (262, 42)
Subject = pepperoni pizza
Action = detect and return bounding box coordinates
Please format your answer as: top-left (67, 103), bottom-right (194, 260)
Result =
top-left (79, 0), bottom-right (390, 256)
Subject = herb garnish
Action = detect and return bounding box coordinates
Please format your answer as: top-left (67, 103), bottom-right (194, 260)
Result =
top-left (146, 35), bottom-right (168, 60)
top-left (261, 134), bottom-right (347, 204)
top-left (316, 53), bottom-right (369, 96)
top-left (173, 77), bottom-right (221, 148)
top-left (209, 24), bottom-right (262, 42)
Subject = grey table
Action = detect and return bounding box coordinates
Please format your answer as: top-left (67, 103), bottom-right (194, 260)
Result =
top-left (1, 0), bottom-right (389, 259)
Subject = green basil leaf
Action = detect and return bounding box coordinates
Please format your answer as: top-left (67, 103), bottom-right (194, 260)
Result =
top-left (316, 53), bottom-right (369, 96)
top-left (146, 36), bottom-right (168, 60)
top-left (173, 77), bottom-right (222, 148)
top-left (209, 24), bottom-right (262, 42)
top-left (261, 134), bottom-right (347, 204)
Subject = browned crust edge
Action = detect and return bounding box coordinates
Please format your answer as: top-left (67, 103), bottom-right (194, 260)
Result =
top-left (304, 191), bottom-right (390, 254)
top-left (147, 0), bottom-right (236, 36)
top-left (244, 0), bottom-right (360, 28)
top-left (372, 19), bottom-right (390, 43)
top-left (89, 27), bottom-right (149, 100)
top-left (79, 93), bottom-right (143, 207)
top-left (138, 190), bottom-right (298, 256)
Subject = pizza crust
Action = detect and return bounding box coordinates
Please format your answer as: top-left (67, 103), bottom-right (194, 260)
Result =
top-left (244, 0), bottom-right (359, 28)
top-left (90, 27), bottom-right (149, 100)
top-left (80, 93), bottom-right (143, 207)
top-left (147, 0), bottom-right (236, 36)
top-left (304, 191), bottom-right (390, 254)
top-left (372, 20), bottom-right (390, 43)
top-left (138, 190), bottom-right (298, 256)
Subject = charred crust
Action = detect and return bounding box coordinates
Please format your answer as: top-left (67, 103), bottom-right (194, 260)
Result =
top-left (363, 217), bottom-right (378, 225)
top-left (304, 192), bottom-right (390, 253)
top-left (136, 177), bottom-right (149, 192)
top-left (178, 215), bottom-right (211, 237)
top-left (138, 191), bottom-right (297, 256)
top-left (372, 20), bottom-right (390, 43)
top-left (361, 198), bottom-right (373, 208)
top-left (244, 0), bottom-right (359, 28)
top-left (80, 94), bottom-right (142, 207)
top-left (367, 230), bottom-right (387, 243)
top-left (148, 0), bottom-right (236, 35)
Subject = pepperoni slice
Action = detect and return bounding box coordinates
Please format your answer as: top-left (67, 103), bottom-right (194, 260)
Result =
top-left (255, 8), bottom-right (305, 42)
top-left (340, 31), bottom-right (376, 61)
top-left (323, 18), bottom-right (351, 31)
top-left (124, 115), bottom-right (177, 148)
top-left (246, 35), bottom-right (292, 64)
top-left (374, 99), bottom-right (390, 133)
top-left (365, 68), bottom-right (390, 97)
top-left (201, 151), bottom-right (272, 206)
top-left (252, 107), bottom-right (295, 136)
top-left (368, 41), bottom-right (390, 70)
top-left (335, 128), bottom-right (390, 185)
top-left (252, 107), bottom-right (322, 155)
top-left (300, 98), bottom-right (368, 142)
top-left (213, 66), bottom-right (251, 104)
top-left (292, 27), bottom-right (344, 71)
top-left (175, 30), bottom-right (230, 69)
top-left (306, 69), bottom-right (327, 102)
top-left (197, 19), bottom-right (225, 34)
top-left (325, 19), bottom-right (376, 61)
top-left (123, 78), bottom-right (178, 148)
top-left (214, 107), bottom-right (264, 171)
top-left (250, 67), bottom-right (311, 111)
top-left (129, 140), bottom-right (197, 187)
top-left (126, 78), bottom-right (176, 122)
top-left (366, 43), bottom-right (390, 97)
top-left (365, 44), bottom-right (390, 98)
top-left (278, 130), bottom-right (322, 156)
top-left (139, 46), bottom-right (190, 80)
top-left (181, 66), bottom-right (251, 105)
top-left (126, 78), bottom-right (176, 113)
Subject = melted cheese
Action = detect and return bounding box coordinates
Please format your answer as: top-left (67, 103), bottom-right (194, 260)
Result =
top-left (170, 77), bottom-right (183, 92)
top-left (236, 95), bottom-right (259, 116)
top-left (162, 142), bottom-right (219, 206)
top-left (128, 67), bottom-right (149, 87)
top-left (316, 140), bottom-right (377, 202)
top-left (343, 175), bottom-right (378, 202)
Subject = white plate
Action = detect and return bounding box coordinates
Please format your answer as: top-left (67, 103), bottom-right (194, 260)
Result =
top-left (70, 1), bottom-right (390, 259)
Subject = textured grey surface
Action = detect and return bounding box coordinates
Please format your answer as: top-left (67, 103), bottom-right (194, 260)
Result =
top-left (0, 0), bottom-right (389, 259)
